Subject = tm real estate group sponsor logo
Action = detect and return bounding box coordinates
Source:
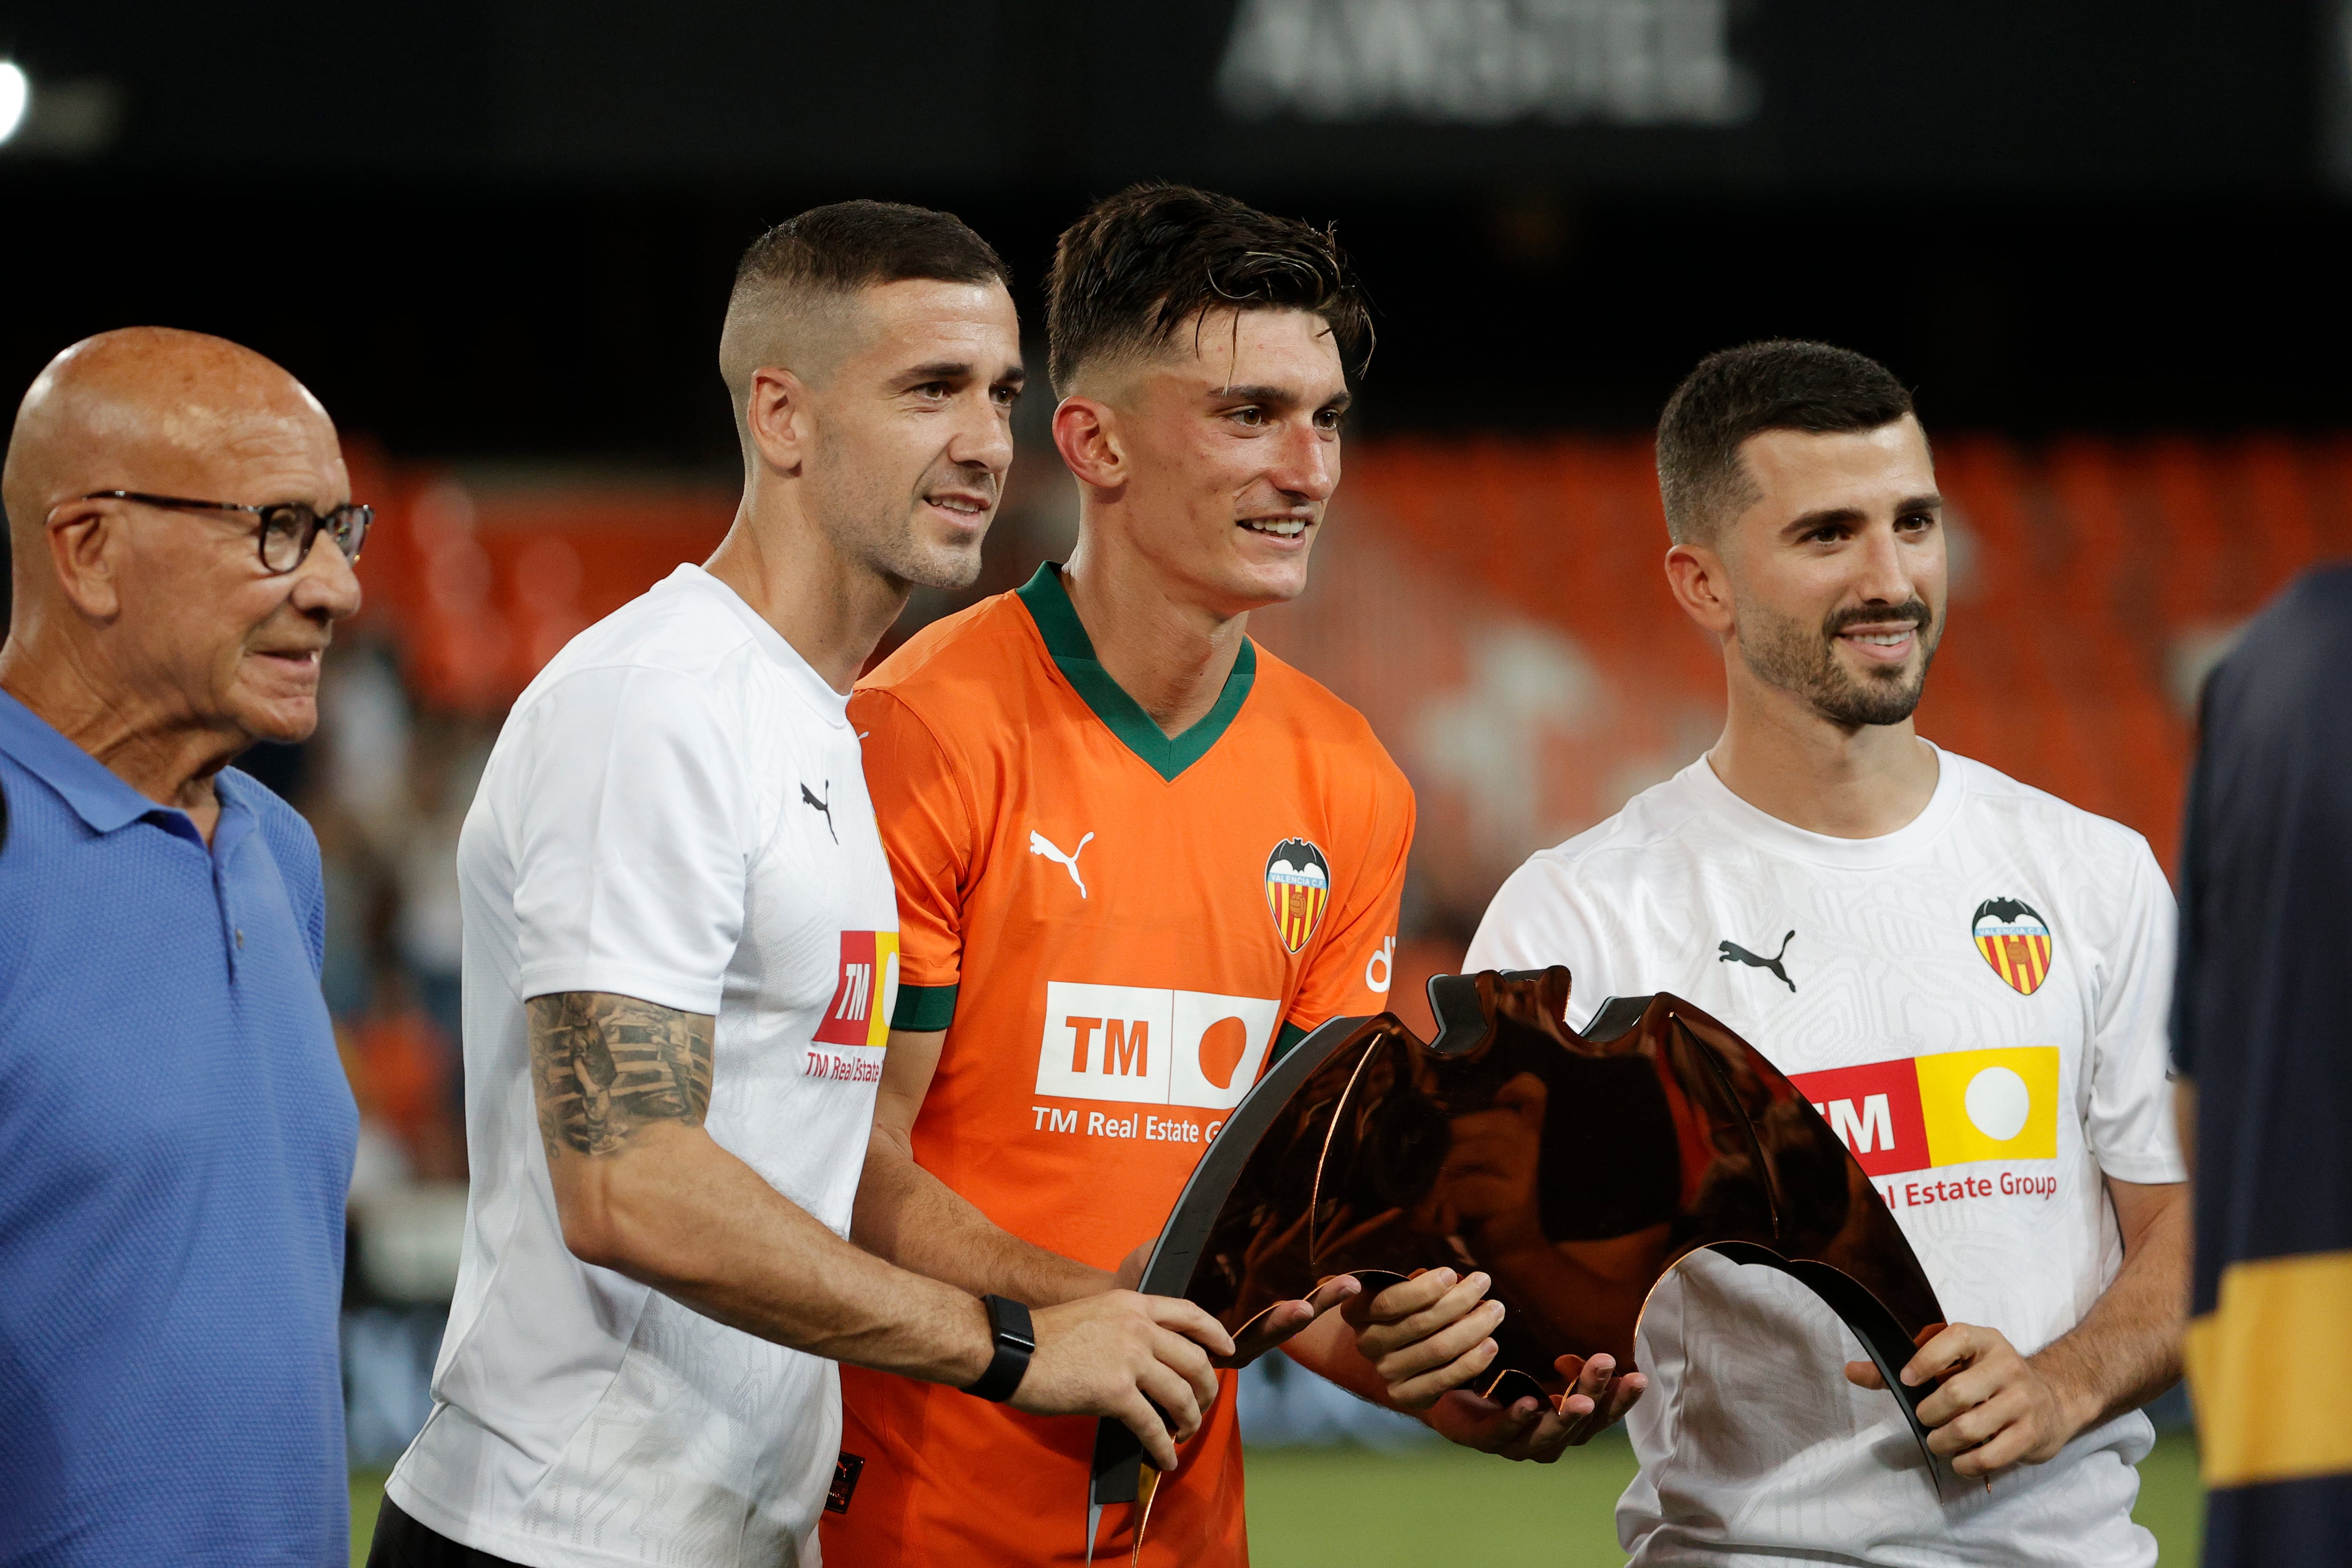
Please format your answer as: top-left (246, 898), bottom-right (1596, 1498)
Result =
top-left (1787, 1046), bottom-right (2061, 1210)
top-left (805, 930), bottom-right (898, 1082)
top-left (1031, 981), bottom-right (1282, 1142)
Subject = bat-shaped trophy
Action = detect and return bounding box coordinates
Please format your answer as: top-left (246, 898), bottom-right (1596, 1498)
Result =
top-left (1083, 966), bottom-right (1952, 1563)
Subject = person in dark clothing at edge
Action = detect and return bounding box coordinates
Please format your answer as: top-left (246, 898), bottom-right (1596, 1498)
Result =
top-left (2171, 562), bottom-right (2352, 1566)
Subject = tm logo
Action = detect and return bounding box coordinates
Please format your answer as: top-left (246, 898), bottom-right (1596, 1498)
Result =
top-left (811, 931), bottom-right (898, 1051)
top-left (1821, 1092), bottom-right (1896, 1155)
top-left (1789, 1049), bottom-right (2060, 1176)
top-left (1033, 982), bottom-right (1279, 1110)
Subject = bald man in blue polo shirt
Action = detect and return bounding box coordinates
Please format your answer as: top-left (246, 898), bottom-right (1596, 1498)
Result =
top-left (0, 328), bottom-right (367, 1566)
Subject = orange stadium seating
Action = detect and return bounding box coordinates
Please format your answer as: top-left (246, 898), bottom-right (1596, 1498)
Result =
top-left (342, 436), bottom-right (2352, 935)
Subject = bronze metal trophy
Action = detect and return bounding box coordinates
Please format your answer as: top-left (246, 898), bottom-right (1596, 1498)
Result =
top-left (1085, 967), bottom-right (1951, 1561)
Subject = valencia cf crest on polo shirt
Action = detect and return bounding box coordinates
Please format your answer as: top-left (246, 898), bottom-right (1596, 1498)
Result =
top-left (1264, 838), bottom-right (1331, 955)
top-left (1971, 898), bottom-right (2053, 995)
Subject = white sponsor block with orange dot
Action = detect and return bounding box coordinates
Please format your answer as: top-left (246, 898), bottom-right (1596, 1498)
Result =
top-left (1033, 981), bottom-right (1280, 1111)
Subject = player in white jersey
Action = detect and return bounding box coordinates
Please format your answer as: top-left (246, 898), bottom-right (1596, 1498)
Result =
top-left (1381, 342), bottom-right (2188, 1566)
top-left (373, 203), bottom-right (1232, 1568)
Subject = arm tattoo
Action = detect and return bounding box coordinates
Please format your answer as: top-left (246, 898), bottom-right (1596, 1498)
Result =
top-left (528, 992), bottom-right (715, 1158)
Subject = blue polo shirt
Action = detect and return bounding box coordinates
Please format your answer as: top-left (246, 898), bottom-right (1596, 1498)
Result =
top-left (0, 690), bottom-right (357, 1567)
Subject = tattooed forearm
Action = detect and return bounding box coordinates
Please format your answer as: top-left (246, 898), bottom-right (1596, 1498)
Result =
top-left (528, 992), bottom-right (715, 1158)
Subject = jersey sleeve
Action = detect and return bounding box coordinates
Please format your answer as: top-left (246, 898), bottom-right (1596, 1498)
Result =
top-left (2084, 838), bottom-right (2188, 1185)
top-left (851, 688), bottom-right (973, 1033)
top-left (1467, 854), bottom-right (1621, 1032)
top-left (1283, 770), bottom-right (1415, 1043)
top-left (510, 666), bottom-right (752, 1014)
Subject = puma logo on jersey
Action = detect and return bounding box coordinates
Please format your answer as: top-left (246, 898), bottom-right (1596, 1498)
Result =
top-left (802, 781), bottom-right (836, 843)
top-left (1028, 830), bottom-right (1095, 898)
top-left (1719, 931), bottom-right (1796, 992)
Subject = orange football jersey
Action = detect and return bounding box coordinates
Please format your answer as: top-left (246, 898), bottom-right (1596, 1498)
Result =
top-left (826, 564), bottom-right (1414, 1566)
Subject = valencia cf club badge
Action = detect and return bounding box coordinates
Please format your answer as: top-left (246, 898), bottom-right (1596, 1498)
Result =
top-left (1972, 898), bottom-right (2053, 995)
top-left (1264, 838), bottom-right (1331, 955)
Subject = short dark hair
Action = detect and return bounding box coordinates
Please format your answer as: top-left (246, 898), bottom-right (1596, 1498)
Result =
top-left (1655, 340), bottom-right (1915, 545)
top-left (1045, 183), bottom-right (1371, 393)
top-left (719, 199), bottom-right (1010, 422)
top-left (731, 199), bottom-right (1008, 302)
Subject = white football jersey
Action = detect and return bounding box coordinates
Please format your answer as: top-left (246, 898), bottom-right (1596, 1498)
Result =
top-left (388, 565), bottom-right (899, 1568)
top-left (1468, 746), bottom-right (2183, 1568)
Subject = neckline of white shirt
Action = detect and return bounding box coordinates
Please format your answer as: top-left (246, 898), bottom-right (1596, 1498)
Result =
top-left (662, 563), bottom-right (851, 727)
top-left (1680, 740), bottom-right (1968, 871)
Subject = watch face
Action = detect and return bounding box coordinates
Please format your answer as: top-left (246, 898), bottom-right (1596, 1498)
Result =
top-left (988, 1294), bottom-right (1036, 1353)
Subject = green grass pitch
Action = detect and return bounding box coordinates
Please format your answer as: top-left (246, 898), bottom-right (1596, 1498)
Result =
top-left (349, 1429), bottom-right (2204, 1565)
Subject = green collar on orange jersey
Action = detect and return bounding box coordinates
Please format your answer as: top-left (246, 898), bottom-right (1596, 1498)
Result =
top-left (1016, 562), bottom-right (1256, 783)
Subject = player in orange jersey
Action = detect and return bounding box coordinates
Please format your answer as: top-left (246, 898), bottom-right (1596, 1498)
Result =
top-left (824, 186), bottom-right (1637, 1568)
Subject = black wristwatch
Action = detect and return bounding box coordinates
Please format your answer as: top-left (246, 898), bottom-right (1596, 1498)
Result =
top-left (965, 1294), bottom-right (1036, 1403)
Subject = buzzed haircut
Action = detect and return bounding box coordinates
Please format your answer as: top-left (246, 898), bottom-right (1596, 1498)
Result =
top-left (1045, 183), bottom-right (1371, 394)
top-left (718, 200), bottom-right (1009, 427)
top-left (1656, 340), bottom-right (1915, 545)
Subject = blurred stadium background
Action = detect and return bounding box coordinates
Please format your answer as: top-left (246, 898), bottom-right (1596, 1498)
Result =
top-left (12, 1), bottom-right (2352, 1558)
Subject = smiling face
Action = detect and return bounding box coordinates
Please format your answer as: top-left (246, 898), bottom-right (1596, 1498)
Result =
top-left (1713, 416), bottom-right (1946, 728)
top-left (799, 277), bottom-right (1023, 593)
top-left (1090, 306), bottom-right (1349, 615)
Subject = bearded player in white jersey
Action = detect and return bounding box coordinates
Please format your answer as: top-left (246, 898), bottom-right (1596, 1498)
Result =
top-left (370, 203), bottom-right (1232, 1568)
top-left (1380, 341), bottom-right (2189, 1565)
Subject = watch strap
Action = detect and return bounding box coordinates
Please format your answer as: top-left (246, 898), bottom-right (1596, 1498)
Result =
top-left (965, 1294), bottom-right (1035, 1403)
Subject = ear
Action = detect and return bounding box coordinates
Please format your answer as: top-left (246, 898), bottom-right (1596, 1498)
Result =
top-left (1663, 539), bottom-right (1735, 641)
top-left (42, 497), bottom-right (125, 621)
top-left (745, 365), bottom-right (815, 477)
top-left (1051, 395), bottom-right (1127, 495)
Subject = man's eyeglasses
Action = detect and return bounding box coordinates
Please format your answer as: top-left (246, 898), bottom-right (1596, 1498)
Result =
top-left (79, 491), bottom-right (371, 574)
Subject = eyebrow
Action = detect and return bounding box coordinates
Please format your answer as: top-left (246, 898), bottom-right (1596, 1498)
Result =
top-left (1211, 383), bottom-right (1352, 412)
top-left (902, 359), bottom-right (1026, 385)
top-left (1780, 493), bottom-right (1943, 537)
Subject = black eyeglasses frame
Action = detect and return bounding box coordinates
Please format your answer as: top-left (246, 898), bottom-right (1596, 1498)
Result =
top-left (78, 490), bottom-right (370, 574)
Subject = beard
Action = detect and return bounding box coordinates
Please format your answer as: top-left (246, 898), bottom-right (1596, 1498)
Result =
top-left (869, 507), bottom-right (986, 594)
top-left (807, 423), bottom-right (993, 594)
top-left (1737, 595), bottom-right (1939, 728)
